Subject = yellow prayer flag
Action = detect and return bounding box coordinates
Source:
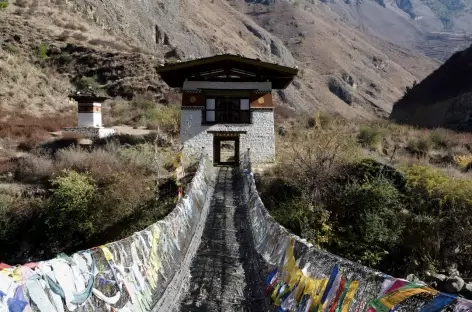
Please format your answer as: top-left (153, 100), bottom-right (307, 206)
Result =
top-left (11, 267), bottom-right (22, 282)
top-left (284, 256), bottom-right (296, 284)
top-left (310, 279), bottom-right (328, 310)
top-left (100, 246), bottom-right (114, 261)
top-left (303, 278), bottom-right (318, 295)
top-left (341, 281), bottom-right (360, 312)
top-left (295, 275), bottom-right (307, 301)
top-left (379, 287), bottom-right (438, 309)
top-left (288, 269), bottom-right (303, 288)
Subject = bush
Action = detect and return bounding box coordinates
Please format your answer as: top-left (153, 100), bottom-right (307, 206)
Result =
top-left (358, 126), bottom-right (385, 150)
top-left (15, 155), bottom-right (55, 183)
top-left (270, 197), bottom-right (333, 248)
top-left (278, 118), bottom-right (360, 203)
top-left (400, 165), bottom-right (472, 275)
top-left (0, 194), bottom-right (16, 241)
top-left (106, 98), bottom-right (180, 136)
top-left (454, 154), bottom-right (472, 170)
top-left (38, 42), bottom-right (48, 60)
top-left (47, 170), bottom-right (97, 242)
top-left (407, 136), bottom-right (433, 156)
top-left (429, 129), bottom-right (451, 149)
top-left (145, 105), bottom-right (180, 134)
top-left (76, 76), bottom-right (101, 92)
top-left (331, 176), bottom-right (405, 267)
top-left (0, 1), bottom-right (8, 9)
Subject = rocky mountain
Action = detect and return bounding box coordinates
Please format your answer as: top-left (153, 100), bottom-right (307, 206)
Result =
top-left (0, 0), bottom-right (439, 121)
top-left (390, 44), bottom-right (472, 130)
top-left (313, 0), bottom-right (472, 60)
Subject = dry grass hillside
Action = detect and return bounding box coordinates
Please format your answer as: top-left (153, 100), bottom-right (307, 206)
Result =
top-left (233, 0), bottom-right (439, 118)
top-left (0, 0), bottom-right (440, 124)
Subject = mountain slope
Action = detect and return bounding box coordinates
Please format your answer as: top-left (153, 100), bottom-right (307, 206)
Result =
top-left (306, 0), bottom-right (472, 60)
top-left (390, 44), bottom-right (472, 130)
top-left (0, 0), bottom-right (439, 121)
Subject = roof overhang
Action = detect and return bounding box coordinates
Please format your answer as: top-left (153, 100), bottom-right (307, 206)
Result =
top-left (156, 54), bottom-right (298, 89)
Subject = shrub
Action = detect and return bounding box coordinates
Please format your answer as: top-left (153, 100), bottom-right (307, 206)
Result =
top-left (15, 155), bottom-right (55, 183)
top-left (401, 165), bottom-right (472, 275)
top-left (429, 129), bottom-right (451, 149)
top-left (358, 125), bottom-right (385, 150)
top-left (0, 194), bottom-right (16, 241)
top-left (331, 177), bottom-right (405, 267)
top-left (47, 170), bottom-right (97, 238)
top-left (90, 171), bottom-right (154, 230)
top-left (133, 99), bottom-right (155, 111)
top-left (270, 197), bottom-right (333, 248)
top-left (146, 105), bottom-right (180, 134)
top-left (76, 76), bottom-right (102, 91)
top-left (106, 98), bottom-right (180, 136)
top-left (455, 154), bottom-right (472, 170)
top-left (407, 136), bottom-right (433, 156)
top-left (0, 1), bottom-right (8, 9)
top-left (38, 42), bottom-right (48, 60)
top-left (278, 118), bottom-right (360, 203)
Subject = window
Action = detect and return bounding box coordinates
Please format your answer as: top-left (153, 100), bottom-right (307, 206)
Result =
top-left (203, 98), bottom-right (251, 124)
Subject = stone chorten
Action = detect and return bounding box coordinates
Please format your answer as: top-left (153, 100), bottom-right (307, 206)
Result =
top-left (62, 86), bottom-right (116, 138)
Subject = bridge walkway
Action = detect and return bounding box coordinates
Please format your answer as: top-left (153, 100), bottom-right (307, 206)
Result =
top-left (177, 167), bottom-right (272, 312)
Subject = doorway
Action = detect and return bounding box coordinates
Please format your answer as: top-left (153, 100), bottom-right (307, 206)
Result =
top-left (213, 136), bottom-right (240, 165)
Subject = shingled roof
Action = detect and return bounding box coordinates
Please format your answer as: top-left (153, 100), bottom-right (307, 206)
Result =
top-left (156, 54), bottom-right (298, 89)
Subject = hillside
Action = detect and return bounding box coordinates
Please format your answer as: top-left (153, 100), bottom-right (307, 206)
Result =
top-left (0, 0), bottom-right (439, 123)
top-left (390, 43), bottom-right (472, 130)
top-left (307, 0), bottom-right (472, 60)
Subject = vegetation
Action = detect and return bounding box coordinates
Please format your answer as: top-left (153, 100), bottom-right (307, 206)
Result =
top-left (104, 97), bottom-right (180, 134)
top-left (261, 117), bottom-right (472, 278)
top-left (0, 139), bottom-right (182, 263)
top-left (0, 0), bottom-right (8, 9)
top-left (76, 76), bottom-right (102, 92)
top-left (38, 42), bottom-right (48, 60)
top-left (358, 125), bottom-right (386, 151)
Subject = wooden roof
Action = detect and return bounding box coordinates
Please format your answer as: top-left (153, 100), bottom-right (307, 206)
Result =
top-left (155, 54), bottom-right (298, 89)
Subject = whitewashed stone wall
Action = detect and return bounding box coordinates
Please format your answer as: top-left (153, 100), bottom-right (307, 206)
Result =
top-left (180, 109), bottom-right (275, 163)
top-left (61, 127), bottom-right (116, 138)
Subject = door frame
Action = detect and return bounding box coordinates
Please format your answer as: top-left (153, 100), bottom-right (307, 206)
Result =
top-left (213, 135), bottom-right (240, 166)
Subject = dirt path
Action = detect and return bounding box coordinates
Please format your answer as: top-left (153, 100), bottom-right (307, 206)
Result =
top-left (175, 167), bottom-right (271, 312)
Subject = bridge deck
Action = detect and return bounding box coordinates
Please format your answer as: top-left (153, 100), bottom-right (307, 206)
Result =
top-left (177, 167), bottom-right (271, 312)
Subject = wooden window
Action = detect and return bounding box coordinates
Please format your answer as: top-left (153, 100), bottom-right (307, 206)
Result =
top-left (203, 97), bottom-right (251, 124)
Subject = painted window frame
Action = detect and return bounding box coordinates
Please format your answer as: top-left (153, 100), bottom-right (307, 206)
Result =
top-left (202, 97), bottom-right (251, 125)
